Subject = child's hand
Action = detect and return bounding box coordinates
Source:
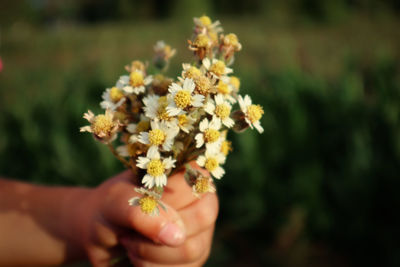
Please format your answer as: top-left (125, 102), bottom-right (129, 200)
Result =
top-left (71, 164), bottom-right (218, 266)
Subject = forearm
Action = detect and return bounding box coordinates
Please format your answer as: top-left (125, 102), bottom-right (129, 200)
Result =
top-left (0, 178), bottom-right (89, 266)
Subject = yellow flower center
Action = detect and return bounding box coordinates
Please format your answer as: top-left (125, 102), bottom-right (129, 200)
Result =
top-left (204, 129), bottom-right (220, 143)
top-left (109, 87), bottom-right (124, 103)
top-left (199, 15), bottom-right (212, 26)
top-left (139, 196), bottom-right (157, 214)
top-left (205, 157), bottom-right (218, 172)
top-left (195, 76), bottom-right (212, 95)
top-left (220, 140), bottom-right (232, 156)
top-left (148, 129), bottom-right (165, 146)
top-left (209, 61), bottom-right (226, 77)
top-left (217, 81), bottom-right (230, 95)
top-left (230, 76), bottom-right (240, 90)
top-left (92, 115), bottom-right (114, 135)
top-left (174, 90), bottom-right (192, 109)
top-left (130, 71), bottom-right (144, 87)
top-left (247, 104), bottom-right (264, 123)
top-left (195, 177), bottom-right (210, 194)
top-left (185, 66), bottom-right (202, 79)
top-left (225, 33), bottom-right (239, 46)
top-left (194, 34), bottom-right (210, 48)
top-left (136, 120), bottom-right (150, 133)
top-left (178, 114), bottom-right (188, 126)
top-left (215, 104), bottom-right (231, 119)
top-left (147, 159), bottom-right (165, 177)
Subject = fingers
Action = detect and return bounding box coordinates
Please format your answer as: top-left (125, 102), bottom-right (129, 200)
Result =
top-left (178, 192), bottom-right (218, 237)
top-left (100, 176), bottom-right (186, 247)
top-left (122, 227), bottom-right (214, 265)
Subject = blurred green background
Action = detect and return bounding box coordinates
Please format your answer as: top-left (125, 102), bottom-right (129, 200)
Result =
top-left (1, 0), bottom-right (400, 266)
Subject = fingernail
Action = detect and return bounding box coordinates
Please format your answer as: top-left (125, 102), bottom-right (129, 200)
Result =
top-left (158, 222), bottom-right (185, 246)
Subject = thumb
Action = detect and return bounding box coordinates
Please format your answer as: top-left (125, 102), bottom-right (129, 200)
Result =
top-left (101, 177), bottom-right (186, 247)
top-left (128, 201), bottom-right (186, 247)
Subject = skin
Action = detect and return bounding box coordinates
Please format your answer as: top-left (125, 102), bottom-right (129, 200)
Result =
top-left (0, 164), bottom-right (219, 266)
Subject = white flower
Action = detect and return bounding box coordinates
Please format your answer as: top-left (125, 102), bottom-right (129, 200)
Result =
top-left (166, 78), bottom-right (204, 116)
top-left (176, 113), bottom-right (197, 133)
top-left (137, 146), bottom-right (176, 188)
top-left (196, 150), bottom-right (226, 179)
top-left (195, 117), bottom-right (221, 152)
top-left (192, 176), bottom-right (216, 197)
top-left (181, 63), bottom-right (204, 79)
top-left (100, 86), bottom-right (126, 110)
top-left (193, 15), bottom-right (223, 34)
top-left (138, 121), bottom-right (179, 151)
top-left (118, 70), bottom-right (152, 94)
top-left (80, 109), bottom-right (120, 143)
top-left (204, 94), bottom-right (234, 128)
top-left (238, 95), bottom-right (264, 133)
top-left (128, 187), bottom-right (166, 216)
top-left (202, 58), bottom-right (233, 78)
top-left (143, 94), bottom-right (176, 126)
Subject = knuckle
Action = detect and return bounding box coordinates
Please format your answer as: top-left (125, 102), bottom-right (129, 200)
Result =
top-left (181, 238), bottom-right (204, 262)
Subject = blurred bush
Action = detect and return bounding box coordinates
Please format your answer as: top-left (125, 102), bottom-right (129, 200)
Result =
top-left (1, 1), bottom-right (400, 267)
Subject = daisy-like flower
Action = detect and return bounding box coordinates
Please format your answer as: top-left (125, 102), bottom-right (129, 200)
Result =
top-left (193, 176), bottom-right (216, 196)
top-left (177, 113), bottom-right (196, 133)
top-left (204, 94), bottom-right (234, 128)
top-left (193, 15), bottom-right (223, 34)
top-left (137, 146), bottom-right (176, 188)
top-left (143, 94), bottom-right (176, 126)
top-left (128, 187), bottom-right (166, 216)
top-left (193, 75), bottom-right (215, 96)
top-left (195, 117), bottom-right (222, 151)
top-left (221, 33), bottom-right (242, 54)
top-left (118, 70), bottom-right (153, 94)
top-left (100, 86), bottom-right (126, 110)
top-left (80, 109), bottom-right (120, 143)
top-left (183, 164), bottom-right (216, 197)
top-left (166, 78), bottom-right (205, 116)
top-left (238, 94), bottom-right (264, 133)
top-left (138, 121), bottom-right (179, 151)
top-left (181, 63), bottom-right (203, 79)
top-left (188, 33), bottom-right (213, 60)
top-left (196, 150), bottom-right (226, 179)
top-left (202, 58), bottom-right (233, 78)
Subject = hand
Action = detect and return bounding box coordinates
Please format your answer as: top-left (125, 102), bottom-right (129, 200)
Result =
top-left (70, 163), bottom-right (219, 267)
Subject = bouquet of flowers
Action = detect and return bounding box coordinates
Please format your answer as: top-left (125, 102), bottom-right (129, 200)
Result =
top-left (80, 15), bottom-right (264, 216)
